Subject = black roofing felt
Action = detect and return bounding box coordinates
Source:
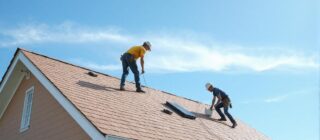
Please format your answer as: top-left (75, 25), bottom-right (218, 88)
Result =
top-left (166, 101), bottom-right (196, 119)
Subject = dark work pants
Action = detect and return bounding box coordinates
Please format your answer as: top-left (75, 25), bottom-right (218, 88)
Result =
top-left (120, 53), bottom-right (141, 90)
top-left (215, 101), bottom-right (236, 124)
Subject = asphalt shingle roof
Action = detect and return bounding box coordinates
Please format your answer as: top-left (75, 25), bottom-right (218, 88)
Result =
top-left (21, 49), bottom-right (269, 140)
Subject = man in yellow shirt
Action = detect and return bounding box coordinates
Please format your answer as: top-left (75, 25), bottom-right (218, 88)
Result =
top-left (120, 41), bottom-right (151, 93)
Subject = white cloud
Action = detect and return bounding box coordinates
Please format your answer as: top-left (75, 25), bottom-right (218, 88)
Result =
top-left (0, 22), bottom-right (132, 47)
top-left (264, 94), bottom-right (289, 103)
top-left (86, 63), bottom-right (121, 71)
top-left (145, 36), bottom-right (319, 73)
top-left (0, 22), bottom-right (318, 73)
top-left (240, 88), bottom-right (318, 104)
top-left (67, 58), bottom-right (121, 71)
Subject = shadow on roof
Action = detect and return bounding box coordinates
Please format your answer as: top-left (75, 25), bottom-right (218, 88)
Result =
top-left (76, 80), bottom-right (139, 93)
top-left (192, 112), bottom-right (230, 127)
top-left (77, 80), bottom-right (114, 92)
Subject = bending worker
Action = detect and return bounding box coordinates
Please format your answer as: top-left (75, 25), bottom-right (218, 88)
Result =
top-left (205, 83), bottom-right (237, 128)
top-left (120, 41), bottom-right (151, 93)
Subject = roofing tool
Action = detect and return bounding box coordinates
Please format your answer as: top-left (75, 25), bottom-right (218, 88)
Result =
top-left (162, 109), bottom-right (173, 115)
top-left (88, 71), bottom-right (98, 77)
top-left (205, 107), bottom-right (213, 117)
top-left (142, 73), bottom-right (148, 93)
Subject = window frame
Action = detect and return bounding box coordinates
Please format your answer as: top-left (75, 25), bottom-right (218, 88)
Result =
top-left (20, 86), bottom-right (34, 132)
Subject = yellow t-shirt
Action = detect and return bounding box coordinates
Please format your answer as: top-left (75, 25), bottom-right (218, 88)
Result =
top-left (127, 45), bottom-right (146, 60)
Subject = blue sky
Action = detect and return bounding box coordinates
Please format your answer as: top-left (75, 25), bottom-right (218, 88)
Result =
top-left (0, 0), bottom-right (319, 139)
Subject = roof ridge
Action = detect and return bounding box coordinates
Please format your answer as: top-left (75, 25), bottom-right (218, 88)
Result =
top-left (20, 48), bottom-right (206, 105)
top-left (20, 48), bottom-right (112, 77)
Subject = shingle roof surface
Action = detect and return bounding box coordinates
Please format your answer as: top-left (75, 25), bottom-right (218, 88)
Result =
top-left (21, 49), bottom-right (269, 140)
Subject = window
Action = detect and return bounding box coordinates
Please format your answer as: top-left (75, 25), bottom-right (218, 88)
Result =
top-left (20, 86), bottom-right (34, 132)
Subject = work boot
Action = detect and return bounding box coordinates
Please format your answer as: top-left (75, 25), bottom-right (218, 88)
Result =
top-left (120, 87), bottom-right (125, 91)
top-left (136, 88), bottom-right (145, 93)
top-left (231, 122), bottom-right (237, 128)
top-left (218, 118), bottom-right (227, 121)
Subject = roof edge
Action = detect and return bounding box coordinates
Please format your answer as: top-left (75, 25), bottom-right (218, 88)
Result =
top-left (0, 48), bottom-right (21, 89)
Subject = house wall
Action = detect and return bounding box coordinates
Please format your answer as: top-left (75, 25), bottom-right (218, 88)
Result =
top-left (0, 74), bottom-right (91, 140)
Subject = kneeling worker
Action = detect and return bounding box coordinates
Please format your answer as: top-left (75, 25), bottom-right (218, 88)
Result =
top-left (205, 83), bottom-right (237, 128)
top-left (120, 41), bottom-right (151, 93)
